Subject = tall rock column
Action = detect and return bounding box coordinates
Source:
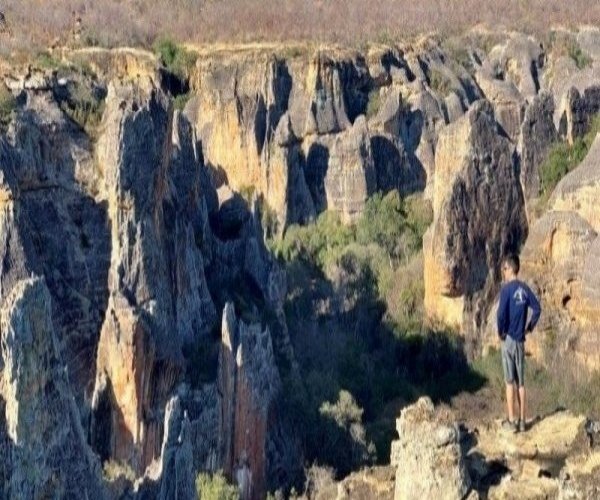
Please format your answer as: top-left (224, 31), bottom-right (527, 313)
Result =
top-left (424, 100), bottom-right (528, 352)
top-left (217, 303), bottom-right (281, 500)
top-left (0, 278), bottom-right (106, 499)
top-left (91, 79), bottom-right (216, 471)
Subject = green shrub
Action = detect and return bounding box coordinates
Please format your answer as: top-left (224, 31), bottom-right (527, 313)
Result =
top-left (539, 114), bottom-right (600, 197)
top-left (318, 390), bottom-right (376, 473)
top-left (272, 211), bottom-right (354, 268)
top-left (60, 83), bottom-right (105, 138)
top-left (196, 472), bottom-right (239, 500)
top-left (34, 51), bottom-right (62, 70)
top-left (0, 85), bottom-right (16, 130)
top-left (356, 191), bottom-right (406, 261)
top-left (153, 37), bottom-right (198, 79)
top-left (174, 92), bottom-right (192, 111)
top-left (365, 89), bottom-right (382, 119)
top-left (103, 460), bottom-right (136, 482)
top-left (567, 40), bottom-right (592, 70)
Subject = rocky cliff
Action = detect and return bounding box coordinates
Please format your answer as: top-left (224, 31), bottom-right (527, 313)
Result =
top-left (1, 24), bottom-right (600, 498)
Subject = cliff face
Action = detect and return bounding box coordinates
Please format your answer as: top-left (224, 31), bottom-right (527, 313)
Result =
top-left (1, 25), bottom-right (600, 497)
top-left (519, 135), bottom-right (600, 370)
top-left (423, 101), bottom-right (528, 352)
top-left (0, 278), bottom-right (106, 499)
top-left (187, 46), bottom-right (438, 228)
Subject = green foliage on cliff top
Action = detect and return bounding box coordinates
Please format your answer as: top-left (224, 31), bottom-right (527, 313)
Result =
top-left (0, 85), bottom-right (16, 131)
top-left (60, 82), bottom-right (106, 137)
top-left (153, 37), bottom-right (198, 79)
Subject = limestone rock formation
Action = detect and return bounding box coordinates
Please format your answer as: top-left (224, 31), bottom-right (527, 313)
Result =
top-left (90, 78), bottom-right (216, 472)
top-left (0, 89), bottom-right (110, 413)
top-left (392, 397), bottom-right (470, 500)
top-left (424, 100), bottom-right (528, 351)
top-left (0, 278), bottom-right (106, 499)
top-left (519, 135), bottom-right (600, 370)
top-left (188, 47), bottom-right (430, 228)
top-left (136, 396), bottom-right (196, 500)
top-left (550, 134), bottom-right (600, 231)
top-left (218, 303), bottom-right (283, 500)
top-left (518, 91), bottom-right (557, 198)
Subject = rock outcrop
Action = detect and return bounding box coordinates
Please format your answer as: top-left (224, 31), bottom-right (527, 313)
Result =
top-left (136, 396), bottom-right (196, 500)
top-left (424, 100), bottom-right (528, 351)
top-left (0, 278), bottom-right (106, 499)
top-left (518, 91), bottom-right (557, 198)
top-left (392, 398), bottom-right (599, 500)
top-left (188, 47), bottom-right (433, 228)
top-left (519, 135), bottom-right (600, 370)
top-left (218, 303), bottom-right (283, 500)
top-left (90, 78), bottom-right (216, 471)
top-left (391, 397), bottom-right (470, 500)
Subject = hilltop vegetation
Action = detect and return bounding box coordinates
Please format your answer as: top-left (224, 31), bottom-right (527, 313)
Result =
top-left (2, 0), bottom-right (600, 54)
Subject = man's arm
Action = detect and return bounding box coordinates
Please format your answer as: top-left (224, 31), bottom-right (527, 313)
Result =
top-left (497, 287), bottom-right (509, 339)
top-left (526, 285), bottom-right (541, 333)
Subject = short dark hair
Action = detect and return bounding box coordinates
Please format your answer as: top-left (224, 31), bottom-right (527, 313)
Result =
top-left (503, 254), bottom-right (520, 274)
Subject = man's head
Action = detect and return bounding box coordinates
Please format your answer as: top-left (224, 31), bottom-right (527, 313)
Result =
top-left (502, 254), bottom-right (520, 281)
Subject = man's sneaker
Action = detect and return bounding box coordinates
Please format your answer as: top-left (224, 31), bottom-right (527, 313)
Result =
top-left (519, 419), bottom-right (526, 433)
top-left (501, 419), bottom-right (518, 433)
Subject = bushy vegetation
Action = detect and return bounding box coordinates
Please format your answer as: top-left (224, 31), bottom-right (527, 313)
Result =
top-left (174, 92), bottom-right (192, 111)
top-left (275, 190), bottom-right (488, 473)
top-left (568, 41), bottom-right (593, 69)
top-left (3, 2), bottom-right (600, 52)
top-left (547, 31), bottom-right (592, 70)
top-left (539, 113), bottom-right (600, 197)
top-left (365, 89), bottom-right (382, 120)
top-left (153, 37), bottom-right (198, 80)
top-left (60, 82), bottom-right (106, 137)
top-left (472, 348), bottom-right (600, 418)
top-left (196, 471), bottom-right (239, 500)
top-left (102, 460), bottom-right (136, 482)
top-left (0, 85), bottom-right (16, 131)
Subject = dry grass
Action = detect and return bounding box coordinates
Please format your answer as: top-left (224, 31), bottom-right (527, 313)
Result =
top-left (1, 1), bottom-right (600, 54)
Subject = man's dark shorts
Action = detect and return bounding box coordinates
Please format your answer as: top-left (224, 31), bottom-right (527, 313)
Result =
top-left (501, 336), bottom-right (525, 386)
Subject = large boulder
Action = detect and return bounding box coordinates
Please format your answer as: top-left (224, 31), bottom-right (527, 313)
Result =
top-left (392, 397), bottom-right (470, 500)
top-left (424, 100), bottom-right (528, 352)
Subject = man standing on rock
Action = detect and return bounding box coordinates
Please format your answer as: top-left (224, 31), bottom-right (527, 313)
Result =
top-left (497, 254), bottom-right (541, 433)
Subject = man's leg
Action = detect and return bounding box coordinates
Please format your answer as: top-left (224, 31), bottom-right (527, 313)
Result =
top-left (506, 383), bottom-right (516, 422)
top-left (518, 385), bottom-right (526, 422)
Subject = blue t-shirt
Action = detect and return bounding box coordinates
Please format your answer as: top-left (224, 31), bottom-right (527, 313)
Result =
top-left (497, 280), bottom-right (541, 342)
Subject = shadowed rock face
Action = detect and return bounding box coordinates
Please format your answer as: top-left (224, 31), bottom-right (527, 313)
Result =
top-left (518, 91), bottom-right (557, 198)
top-left (218, 303), bottom-right (284, 500)
top-left (90, 79), bottom-right (217, 471)
top-left (424, 100), bottom-right (528, 353)
top-left (0, 278), bottom-right (106, 499)
top-left (0, 92), bottom-right (111, 411)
